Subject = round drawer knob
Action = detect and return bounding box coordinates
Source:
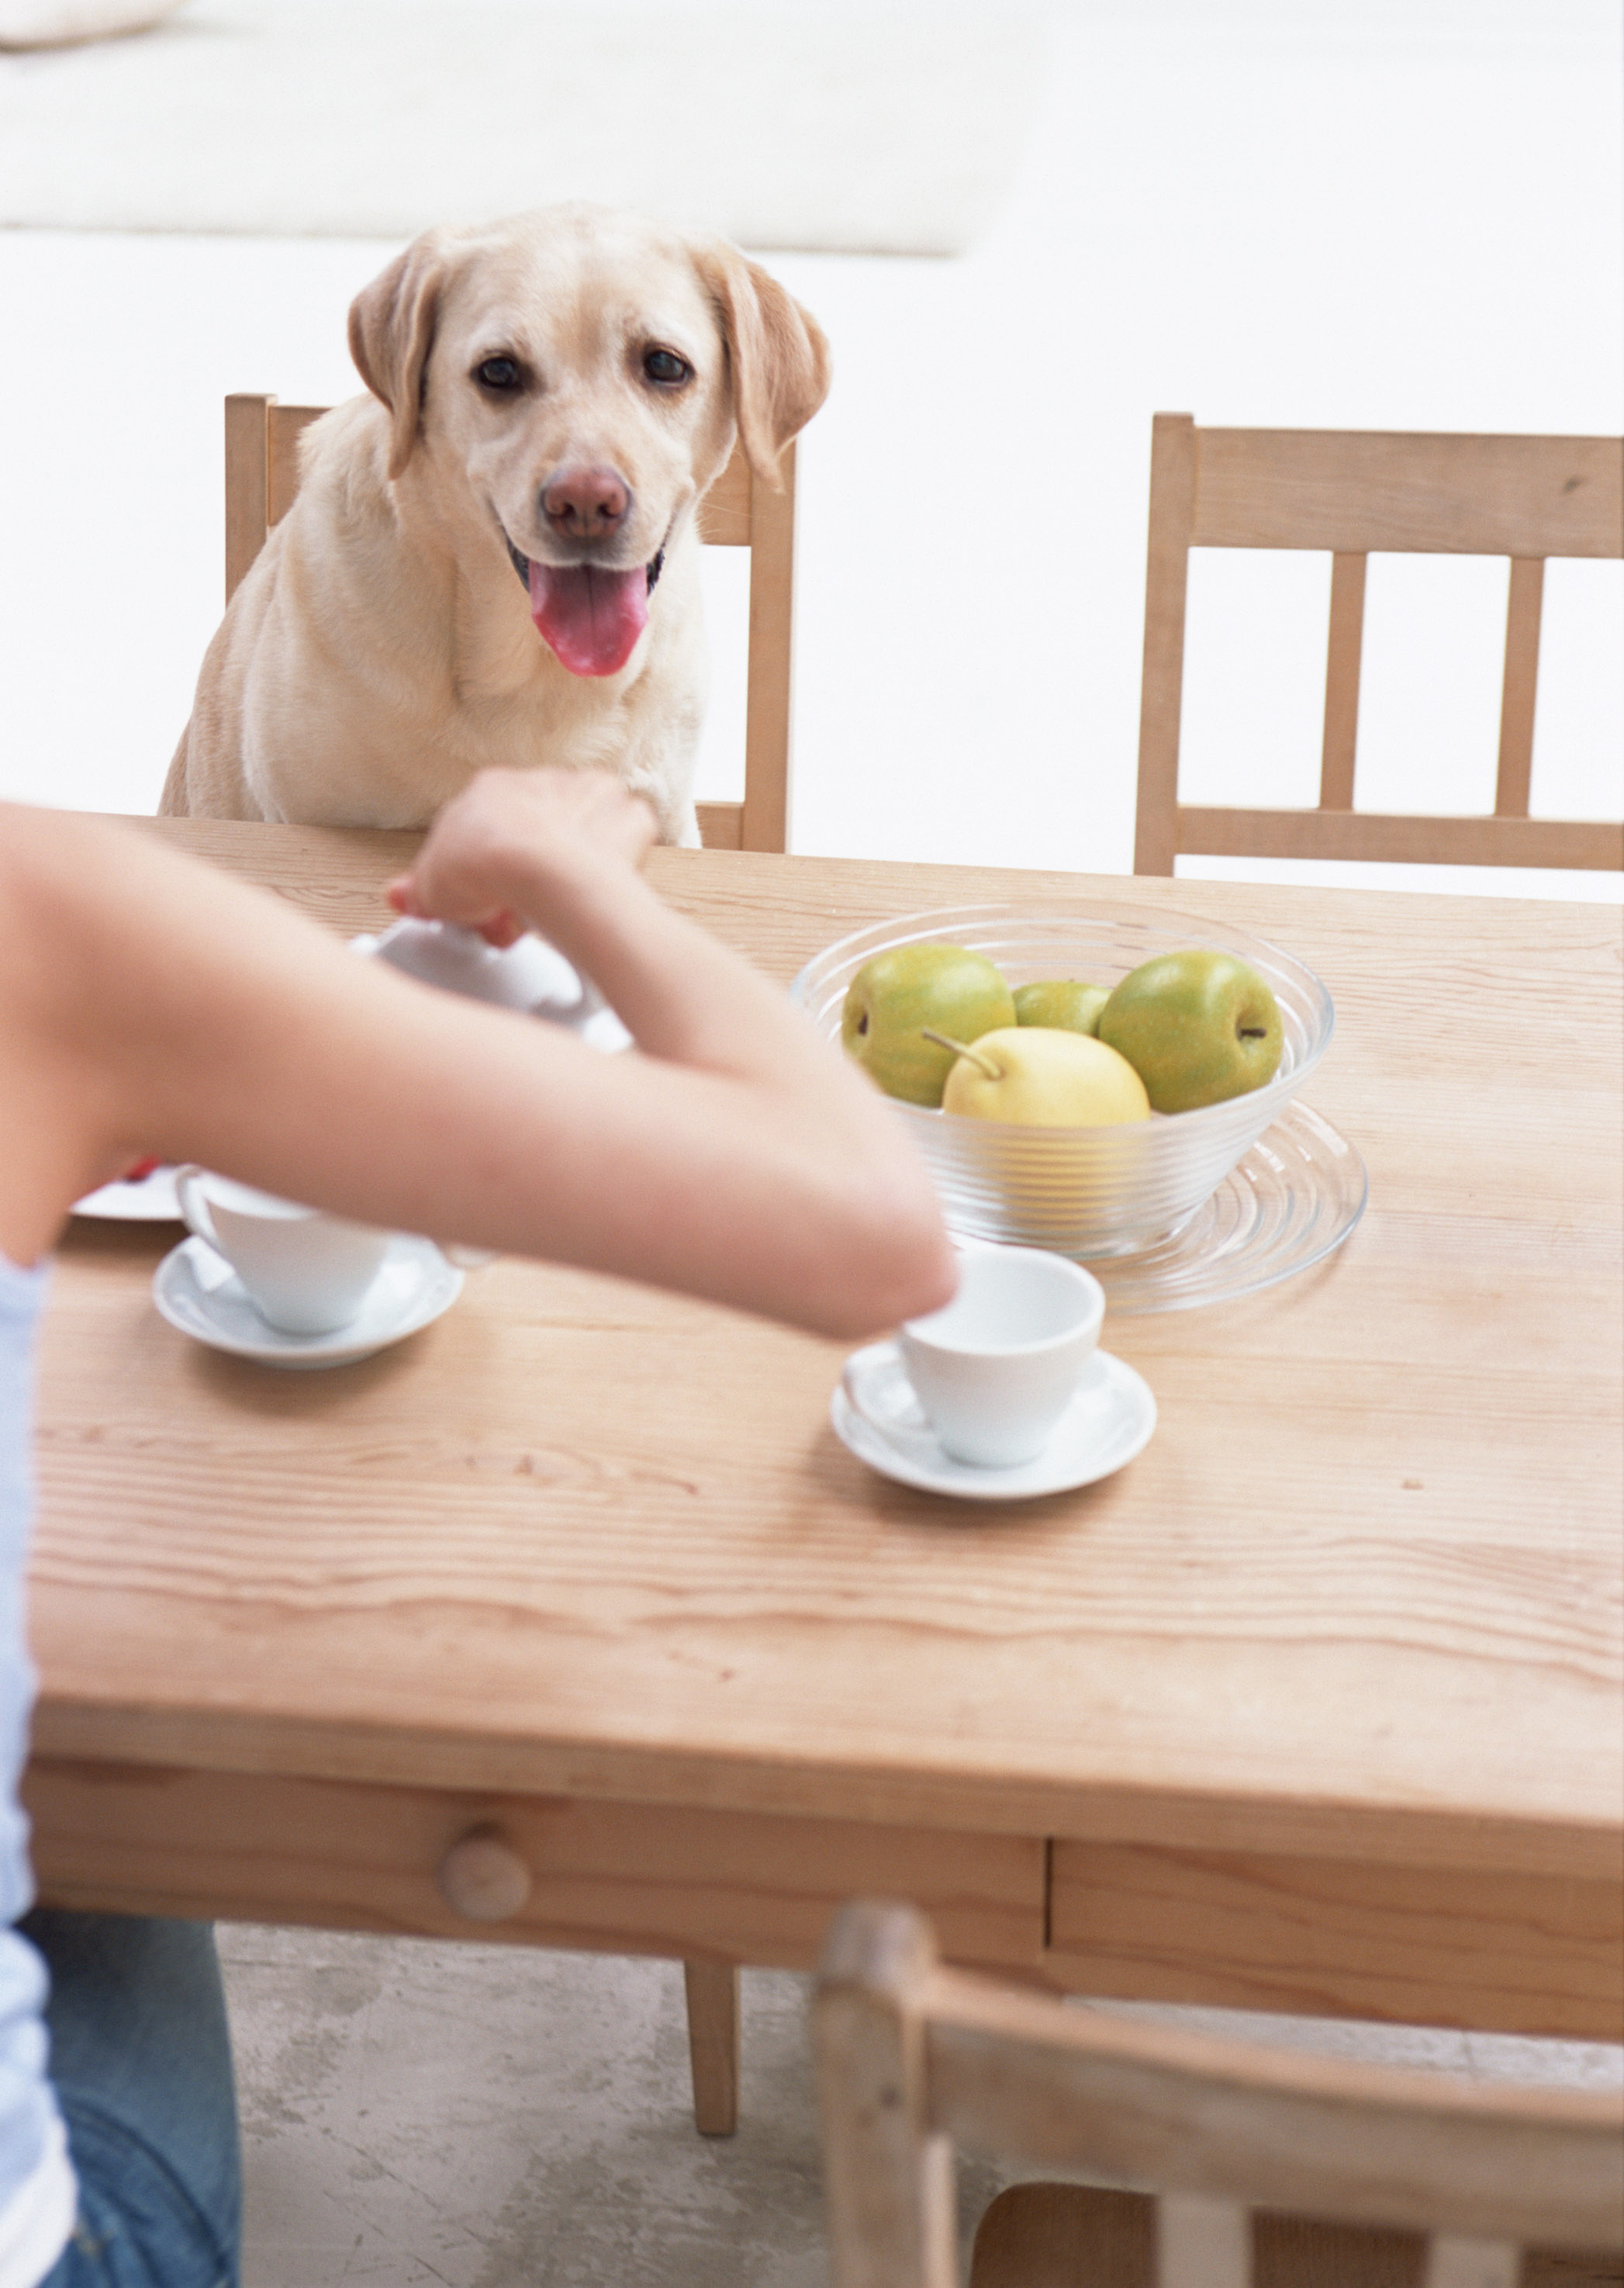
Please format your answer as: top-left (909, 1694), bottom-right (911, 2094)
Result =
top-left (437, 1825), bottom-right (532, 1923)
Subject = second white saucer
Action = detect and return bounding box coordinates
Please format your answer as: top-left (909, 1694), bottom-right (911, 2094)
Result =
top-left (832, 1339), bottom-right (1156, 1501)
top-left (154, 1234), bottom-right (463, 1369)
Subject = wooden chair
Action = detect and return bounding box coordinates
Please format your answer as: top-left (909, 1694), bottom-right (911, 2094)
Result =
top-left (1133, 414), bottom-right (1624, 876)
top-left (814, 1902), bottom-right (1624, 2288)
top-left (224, 391), bottom-right (772, 2134)
top-left (223, 391), bottom-right (800, 852)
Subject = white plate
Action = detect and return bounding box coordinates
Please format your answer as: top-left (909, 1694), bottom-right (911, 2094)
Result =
top-left (74, 1164), bottom-right (181, 1221)
top-left (153, 1233), bottom-right (462, 1369)
top-left (831, 1339), bottom-right (1156, 1502)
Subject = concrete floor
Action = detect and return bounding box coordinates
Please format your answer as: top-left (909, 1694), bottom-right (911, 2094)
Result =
top-left (217, 1926), bottom-right (1621, 2288)
top-left (218, 1928), bottom-right (1014, 2288)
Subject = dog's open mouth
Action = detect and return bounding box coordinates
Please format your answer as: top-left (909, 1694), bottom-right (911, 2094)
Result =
top-left (503, 537), bottom-right (665, 679)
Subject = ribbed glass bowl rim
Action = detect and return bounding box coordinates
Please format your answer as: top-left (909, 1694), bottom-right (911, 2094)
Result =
top-left (790, 898), bottom-right (1335, 1135)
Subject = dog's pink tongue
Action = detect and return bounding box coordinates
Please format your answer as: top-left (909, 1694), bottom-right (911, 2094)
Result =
top-left (527, 562), bottom-right (648, 677)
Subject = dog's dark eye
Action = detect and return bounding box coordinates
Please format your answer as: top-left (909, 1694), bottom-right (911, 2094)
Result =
top-left (475, 356), bottom-right (522, 392)
top-left (643, 347), bottom-right (691, 387)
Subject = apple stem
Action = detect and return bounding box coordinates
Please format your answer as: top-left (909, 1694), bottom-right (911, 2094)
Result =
top-left (921, 1028), bottom-right (1003, 1080)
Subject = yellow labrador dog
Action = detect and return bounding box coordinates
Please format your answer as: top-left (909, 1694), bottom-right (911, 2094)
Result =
top-left (161, 205), bottom-right (830, 844)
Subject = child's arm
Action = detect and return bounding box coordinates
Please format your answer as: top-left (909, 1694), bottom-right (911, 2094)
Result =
top-left (0, 785), bottom-right (955, 1339)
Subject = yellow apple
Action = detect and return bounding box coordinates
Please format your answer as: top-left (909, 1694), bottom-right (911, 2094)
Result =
top-left (934, 1027), bottom-right (1151, 1128)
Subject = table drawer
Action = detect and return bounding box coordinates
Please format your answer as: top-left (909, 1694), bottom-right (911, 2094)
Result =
top-left (1045, 1837), bottom-right (1623, 2040)
top-left (23, 1757), bottom-right (1045, 1975)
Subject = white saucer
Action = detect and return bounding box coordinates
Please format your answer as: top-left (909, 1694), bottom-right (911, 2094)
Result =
top-left (831, 1339), bottom-right (1156, 1501)
top-left (74, 1164), bottom-right (181, 1221)
top-left (153, 1233), bottom-right (463, 1369)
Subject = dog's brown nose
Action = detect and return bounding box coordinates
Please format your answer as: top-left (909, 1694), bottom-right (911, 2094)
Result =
top-left (541, 465), bottom-right (631, 542)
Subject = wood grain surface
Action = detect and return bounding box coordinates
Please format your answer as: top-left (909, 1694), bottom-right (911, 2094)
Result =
top-left (1187, 430), bottom-right (1623, 558)
top-left (27, 825), bottom-right (1623, 2034)
top-left (1046, 1841), bottom-right (1621, 2036)
top-left (23, 1760), bottom-right (1042, 1973)
top-left (814, 1904), bottom-right (1624, 2288)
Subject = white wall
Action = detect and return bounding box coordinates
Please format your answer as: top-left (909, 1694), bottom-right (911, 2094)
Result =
top-left (1, 0), bottom-right (1619, 897)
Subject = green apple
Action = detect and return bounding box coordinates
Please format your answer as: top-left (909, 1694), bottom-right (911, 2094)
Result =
top-left (842, 943), bottom-right (1015, 1108)
top-left (1097, 949), bottom-right (1284, 1114)
top-left (1012, 980), bottom-right (1110, 1036)
top-left (932, 1027), bottom-right (1151, 1128)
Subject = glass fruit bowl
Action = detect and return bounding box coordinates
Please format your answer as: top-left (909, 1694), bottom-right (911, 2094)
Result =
top-left (791, 901), bottom-right (1335, 1259)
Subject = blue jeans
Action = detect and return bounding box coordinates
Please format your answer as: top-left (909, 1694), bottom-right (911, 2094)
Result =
top-left (19, 1913), bottom-right (240, 2288)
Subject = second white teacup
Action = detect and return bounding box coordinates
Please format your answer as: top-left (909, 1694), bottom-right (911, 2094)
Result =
top-left (175, 1168), bottom-right (393, 1336)
top-left (854, 1244), bottom-right (1106, 1468)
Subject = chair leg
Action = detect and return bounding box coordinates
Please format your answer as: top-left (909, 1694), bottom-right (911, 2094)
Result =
top-left (682, 1959), bottom-right (740, 2136)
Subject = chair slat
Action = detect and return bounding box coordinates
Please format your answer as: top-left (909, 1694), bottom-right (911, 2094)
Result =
top-left (696, 444), bottom-right (752, 544)
top-left (1134, 413), bottom-right (1199, 875)
top-left (969, 2182), bottom-right (1156, 2288)
top-left (223, 393), bottom-right (271, 603)
top-left (1160, 2196), bottom-right (1251, 2288)
top-left (1319, 551), bottom-right (1367, 809)
top-left (816, 1909), bottom-right (959, 2288)
top-left (1175, 805), bottom-right (1623, 871)
top-left (923, 1996), bottom-right (1624, 2247)
top-left (741, 441), bottom-right (796, 853)
top-left (1190, 431), bottom-right (1623, 557)
top-left (1494, 558), bottom-right (1545, 819)
top-left (696, 802), bottom-right (744, 849)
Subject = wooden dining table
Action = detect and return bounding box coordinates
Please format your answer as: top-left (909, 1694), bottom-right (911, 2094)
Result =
top-left (24, 822), bottom-right (1623, 2093)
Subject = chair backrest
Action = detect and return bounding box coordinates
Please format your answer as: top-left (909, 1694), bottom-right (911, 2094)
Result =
top-left (222, 391), bottom-right (798, 852)
top-left (814, 1903), bottom-right (1624, 2288)
top-left (1133, 414), bottom-right (1624, 876)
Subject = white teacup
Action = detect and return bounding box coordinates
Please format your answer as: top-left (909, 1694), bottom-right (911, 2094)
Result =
top-left (851, 1244), bottom-right (1106, 1467)
top-left (175, 1168), bottom-right (392, 1336)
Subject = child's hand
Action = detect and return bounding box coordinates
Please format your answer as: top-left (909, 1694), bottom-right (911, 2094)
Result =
top-left (387, 769), bottom-right (658, 941)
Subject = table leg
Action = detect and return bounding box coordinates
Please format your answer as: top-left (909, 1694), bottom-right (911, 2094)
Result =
top-left (683, 1959), bottom-right (741, 2136)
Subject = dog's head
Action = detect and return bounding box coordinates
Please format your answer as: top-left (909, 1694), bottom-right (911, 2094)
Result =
top-left (347, 205), bottom-right (830, 677)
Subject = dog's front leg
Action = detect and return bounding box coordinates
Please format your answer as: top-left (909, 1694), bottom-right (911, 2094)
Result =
top-left (626, 769), bottom-right (700, 848)
top-left (619, 721), bottom-right (703, 848)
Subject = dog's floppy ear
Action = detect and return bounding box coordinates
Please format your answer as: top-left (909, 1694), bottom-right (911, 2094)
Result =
top-left (692, 244), bottom-right (831, 489)
top-left (348, 237), bottom-right (447, 481)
